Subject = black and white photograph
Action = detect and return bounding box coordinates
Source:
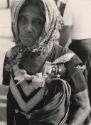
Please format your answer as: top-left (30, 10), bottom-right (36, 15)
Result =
top-left (0, 0), bottom-right (91, 125)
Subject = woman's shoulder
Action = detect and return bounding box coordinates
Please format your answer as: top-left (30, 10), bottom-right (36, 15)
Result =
top-left (5, 46), bottom-right (19, 58)
top-left (53, 43), bottom-right (82, 65)
top-left (53, 43), bottom-right (72, 56)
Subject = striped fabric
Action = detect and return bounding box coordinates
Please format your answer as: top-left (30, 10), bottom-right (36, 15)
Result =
top-left (0, 85), bottom-right (8, 122)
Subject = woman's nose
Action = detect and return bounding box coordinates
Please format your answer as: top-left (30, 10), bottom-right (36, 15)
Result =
top-left (26, 22), bottom-right (33, 32)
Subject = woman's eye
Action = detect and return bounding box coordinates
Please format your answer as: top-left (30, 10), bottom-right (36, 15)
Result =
top-left (19, 16), bottom-right (27, 24)
top-left (33, 18), bottom-right (44, 26)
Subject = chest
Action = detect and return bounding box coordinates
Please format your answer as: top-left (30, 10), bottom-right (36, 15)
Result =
top-left (19, 53), bottom-right (47, 75)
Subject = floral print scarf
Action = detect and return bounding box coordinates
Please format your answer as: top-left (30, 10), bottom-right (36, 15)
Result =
top-left (6, 0), bottom-right (63, 71)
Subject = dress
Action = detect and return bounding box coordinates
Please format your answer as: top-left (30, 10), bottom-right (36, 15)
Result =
top-left (2, 44), bottom-right (87, 125)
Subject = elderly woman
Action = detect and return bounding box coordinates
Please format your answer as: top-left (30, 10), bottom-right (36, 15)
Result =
top-left (2, 0), bottom-right (90, 125)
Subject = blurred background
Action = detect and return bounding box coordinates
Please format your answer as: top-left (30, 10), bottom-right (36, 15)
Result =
top-left (0, 0), bottom-right (14, 124)
top-left (0, 0), bottom-right (14, 84)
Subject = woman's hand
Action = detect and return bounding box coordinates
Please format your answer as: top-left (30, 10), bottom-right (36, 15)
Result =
top-left (13, 65), bottom-right (34, 85)
top-left (31, 73), bottom-right (45, 88)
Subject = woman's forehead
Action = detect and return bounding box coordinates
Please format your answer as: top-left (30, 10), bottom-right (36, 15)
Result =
top-left (19, 2), bottom-right (45, 18)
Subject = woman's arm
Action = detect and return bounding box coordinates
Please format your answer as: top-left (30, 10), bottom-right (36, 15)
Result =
top-left (65, 51), bottom-right (91, 125)
top-left (68, 89), bottom-right (90, 125)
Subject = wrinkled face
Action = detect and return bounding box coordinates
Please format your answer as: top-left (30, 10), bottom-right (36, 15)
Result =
top-left (18, 4), bottom-right (45, 47)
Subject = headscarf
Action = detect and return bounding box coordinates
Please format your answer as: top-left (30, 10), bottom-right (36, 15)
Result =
top-left (5, 0), bottom-right (63, 71)
top-left (11, 0), bottom-right (63, 52)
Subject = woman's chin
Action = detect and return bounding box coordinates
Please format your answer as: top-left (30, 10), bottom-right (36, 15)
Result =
top-left (23, 43), bottom-right (33, 47)
top-left (21, 40), bottom-right (34, 47)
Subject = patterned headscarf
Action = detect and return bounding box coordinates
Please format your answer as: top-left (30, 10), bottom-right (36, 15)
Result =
top-left (11, 0), bottom-right (63, 53)
top-left (5, 0), bottom-right (63, 71)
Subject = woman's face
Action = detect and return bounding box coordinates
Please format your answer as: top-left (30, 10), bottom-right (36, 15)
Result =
top-left (18, 4), bottom-right (45, 47)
